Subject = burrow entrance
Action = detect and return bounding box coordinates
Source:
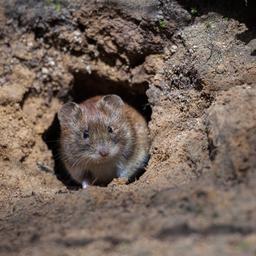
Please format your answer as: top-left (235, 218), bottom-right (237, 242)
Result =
top-left (43, 70), bottom-right (152, 188)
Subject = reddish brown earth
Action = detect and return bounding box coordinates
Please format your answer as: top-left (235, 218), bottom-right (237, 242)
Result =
top-left (0, 0), bottom-right (256, 255)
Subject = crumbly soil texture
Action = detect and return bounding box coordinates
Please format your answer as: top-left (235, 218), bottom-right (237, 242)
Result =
top-left (0, 0), bottom-right (256, 255)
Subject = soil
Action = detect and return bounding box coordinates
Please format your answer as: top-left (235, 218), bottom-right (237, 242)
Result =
top-left (0, 0), bottom-right (256, 255)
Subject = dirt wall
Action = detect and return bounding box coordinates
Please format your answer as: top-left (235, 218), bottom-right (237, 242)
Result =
top-left (0, 0), bottom-right (256, 255)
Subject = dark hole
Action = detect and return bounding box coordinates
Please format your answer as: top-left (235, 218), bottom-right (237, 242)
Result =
top-left (43, 71), bottom-right (152, 188)
top-left (208, 137), bottom-right (217, 161)
top-left (177, 0), bottom-right (256, 29)
top-left (236, 29), bottom-right (256, 44)
top-left (71, 70), bottom-right (152, 122)
top-left (251, 49), bottom-right (256, 56)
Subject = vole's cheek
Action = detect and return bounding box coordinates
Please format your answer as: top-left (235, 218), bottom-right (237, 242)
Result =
top-left (111, 144), bottom-right (120, 156)
top-left (111, 134), bottom-right (120, 144)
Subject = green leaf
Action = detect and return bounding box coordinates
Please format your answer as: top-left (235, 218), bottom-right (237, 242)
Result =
top-left (158, 19), bottom-right (167, 29)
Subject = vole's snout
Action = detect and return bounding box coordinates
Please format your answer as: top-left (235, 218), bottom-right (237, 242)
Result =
top-left (98, 147), bottom-right (109, 157)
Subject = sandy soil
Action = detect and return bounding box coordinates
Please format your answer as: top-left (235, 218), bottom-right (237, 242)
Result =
top-left (0, 0), bottom-right (256, 255)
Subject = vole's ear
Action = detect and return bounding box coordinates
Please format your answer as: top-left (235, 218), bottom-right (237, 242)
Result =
top-left (98, 94), bottom-right (124, 111)
top-left (58, 102), bottom-right (82, 126)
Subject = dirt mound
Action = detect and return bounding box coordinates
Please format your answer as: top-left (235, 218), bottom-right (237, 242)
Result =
top-left (0, 0), bottom-right (256, 255)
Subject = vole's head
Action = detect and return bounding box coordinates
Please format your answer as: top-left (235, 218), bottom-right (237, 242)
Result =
top-left (58, 95), bottom-right (131, 168)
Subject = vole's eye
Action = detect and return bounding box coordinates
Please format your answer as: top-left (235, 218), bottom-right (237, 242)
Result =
top-left (83, 129), bottom-right (89, 139)
top-left (108, 126), bottom-right (113, 133)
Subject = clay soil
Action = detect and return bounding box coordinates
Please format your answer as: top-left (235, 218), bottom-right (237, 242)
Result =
top-left (0, 0), bottom-right (256, 255)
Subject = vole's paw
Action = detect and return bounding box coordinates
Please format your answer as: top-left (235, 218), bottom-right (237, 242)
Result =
top-left (108, 177), bottom-right (128, 187)
top-left (82, 180), bottom-right (89, 189)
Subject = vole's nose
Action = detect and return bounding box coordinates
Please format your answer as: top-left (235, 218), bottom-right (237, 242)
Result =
top-left (99, 148), bottom-right (109, 157)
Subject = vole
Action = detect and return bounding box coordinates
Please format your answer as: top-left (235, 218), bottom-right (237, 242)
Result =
top-left (58, 94), bottom-right (150, 188)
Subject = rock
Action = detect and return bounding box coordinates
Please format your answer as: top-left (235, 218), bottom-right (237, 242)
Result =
top-left (0, 65), bottom-right (35, 104)
top-left (0, 105), bottom-right (35, 162)
top-left (207, 85), bottom-right (256, 183)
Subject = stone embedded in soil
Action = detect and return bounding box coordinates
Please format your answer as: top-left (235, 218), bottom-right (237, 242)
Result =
top-left (207, 85), bottom-right (256, 183)
top-left (0, 65), bottom-right (35, 104)
top-left (0, 105), bottom-right (35, 162)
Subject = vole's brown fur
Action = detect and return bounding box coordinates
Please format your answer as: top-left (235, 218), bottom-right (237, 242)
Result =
top-left (58, 95), bottom-right (150, 187)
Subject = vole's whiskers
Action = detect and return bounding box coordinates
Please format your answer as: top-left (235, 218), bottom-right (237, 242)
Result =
top-left (71, 156), bottom-right (83, 168)
top-left (71, 155), bottom-right (92, 169)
